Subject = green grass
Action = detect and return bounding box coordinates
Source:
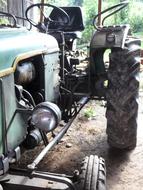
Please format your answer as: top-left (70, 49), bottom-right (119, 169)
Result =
top-left (84, 107), bottom-right (96, 118)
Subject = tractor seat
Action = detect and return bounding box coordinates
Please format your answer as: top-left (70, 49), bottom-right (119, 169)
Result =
top-left (48, 6), bottom-right (84, 47)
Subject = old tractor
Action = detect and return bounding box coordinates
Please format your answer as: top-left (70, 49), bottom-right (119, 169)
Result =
top-left (0, 1), bottom-right (141, 190)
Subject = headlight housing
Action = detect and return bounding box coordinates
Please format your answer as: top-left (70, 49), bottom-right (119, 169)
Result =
top-left (30, 102), bottom-right (61, 132)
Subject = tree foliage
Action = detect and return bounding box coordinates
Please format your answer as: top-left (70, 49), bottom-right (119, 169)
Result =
top-left (0, 0), bottom-right (6, 5)
top-left (102, 0), bottom-right (143, 33)
top-left (0, 0), bottom-right (7, 10)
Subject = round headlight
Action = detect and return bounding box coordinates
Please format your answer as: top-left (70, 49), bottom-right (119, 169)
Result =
top-left (30, 102), bottom-right (61, 132)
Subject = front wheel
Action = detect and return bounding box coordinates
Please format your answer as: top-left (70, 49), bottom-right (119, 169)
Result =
top-left (76, 155), bottom-right (106, 190)
top-left (106, 38), bottom-right (141, 149)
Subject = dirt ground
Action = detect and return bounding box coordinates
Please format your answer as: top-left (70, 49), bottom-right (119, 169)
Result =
top-left (15, 76), bottom-right (143, 190)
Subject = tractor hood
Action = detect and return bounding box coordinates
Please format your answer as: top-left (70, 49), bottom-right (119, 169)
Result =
top-left (0, 27), bottom-right (59, 76)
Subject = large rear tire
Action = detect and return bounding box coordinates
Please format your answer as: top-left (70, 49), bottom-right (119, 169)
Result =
top-left (76, 155), bottom-right (106, 190)
top-left (106, 38), bottom-right (140, 149)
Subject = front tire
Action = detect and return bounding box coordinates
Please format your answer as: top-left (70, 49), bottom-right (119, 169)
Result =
top-left (76, 155), bottom-right (106, 190)
top-left (106, 38), bottom-right (140, 149)
top-left (0, 185), bottom-right (3, 190)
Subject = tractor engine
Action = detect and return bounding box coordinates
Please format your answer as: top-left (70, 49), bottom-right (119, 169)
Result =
top-left (13, 55), bottom-right (62, 149)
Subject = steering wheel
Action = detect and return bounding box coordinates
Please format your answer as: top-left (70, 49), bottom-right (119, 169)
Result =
top-left (0, 11), bottom-right (17, 27)
top-left (25, 3), bottom-right (70, 32)
top-left (93, 1), bottom-right (129, 30)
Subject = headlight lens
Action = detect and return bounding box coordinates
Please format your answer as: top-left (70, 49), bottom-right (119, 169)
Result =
top-left (30, 102), bottom-right (61, 132)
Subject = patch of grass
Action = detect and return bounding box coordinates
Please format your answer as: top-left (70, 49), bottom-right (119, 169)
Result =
top-left (84, 107), bottom-right (96, 118)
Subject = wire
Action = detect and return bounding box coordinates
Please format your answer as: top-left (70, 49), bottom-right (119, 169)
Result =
top-left (22, 89), bottom-right (36, 107)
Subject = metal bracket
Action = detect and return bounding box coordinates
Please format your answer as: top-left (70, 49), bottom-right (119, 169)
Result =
top-left (14, 147), bottom-right (21, 161)
top-left (32, 171), bottom-right (77, 190)
top-left (0, 156), bottom-right (9, 175)
top-left (9, 167), bottom-right (77, 190)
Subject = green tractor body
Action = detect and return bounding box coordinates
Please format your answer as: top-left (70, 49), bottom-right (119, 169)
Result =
top-left (0, 27), bottom-right (60, 156)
